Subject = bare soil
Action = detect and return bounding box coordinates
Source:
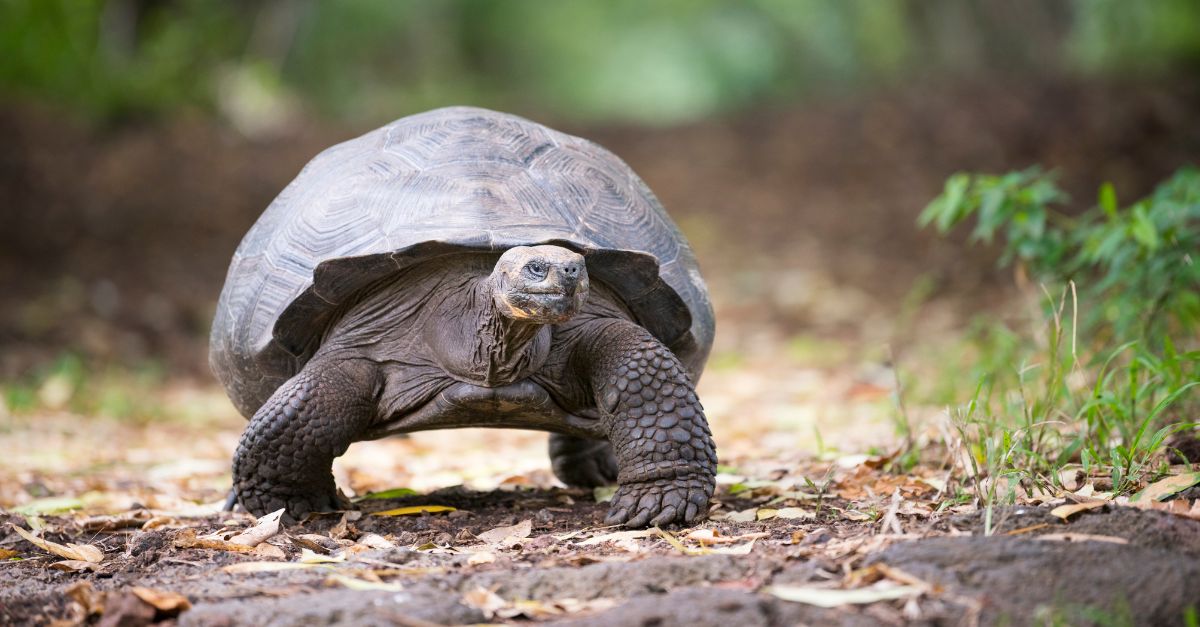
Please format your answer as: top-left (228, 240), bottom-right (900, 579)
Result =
top-left (3, 493), bottom-right (1198, 626)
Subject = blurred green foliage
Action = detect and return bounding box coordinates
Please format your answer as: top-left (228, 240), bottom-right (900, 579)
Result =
top-left (921, 168), bottom-right (1200, 342)
top-left (2, 0), bottom-right (1199, 125)
top-left (920, 167), bottom-right (1200, 504)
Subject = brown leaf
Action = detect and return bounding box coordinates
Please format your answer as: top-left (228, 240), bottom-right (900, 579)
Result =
top-left (50, 560), bottom-right (102, 572)
top-left (1037, 533), bottom-right (1128, 544)
top-left (172, 528), bottom-right (253, 553)
top-left (252, 543), bottom-right (287, 559)
top-left (140, 516), bottom-right (184, 530)
top-left (65, 581), bottom-right (106, 616)
top-left (98, 591), bottom-right (156, 627)
top-left (80, 511), bottom-right (153, 532)
top-left (1131, 472), bottom-right (1200, 503)
top-left (291, 533), bottom-right (340, 554)
top-left (1049, 500), bottom-right (1107, 521)
top-left (355, 533), bottom-right (396, 550)
top-left (9, 524), bottom-right (104, 563)
top-left (476, 520), bottom-right (532, 545)
top-left (129, 587), bottom-right (191, 613)
top-left (467, 551), bottom-right (497, 565)
top-left (226, 508), bottom-right (283, 547)
top-left (0, 548), bottom-right (20, 559)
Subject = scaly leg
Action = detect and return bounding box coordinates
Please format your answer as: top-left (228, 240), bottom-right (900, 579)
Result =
top-left (576, 319), bottom-right (717, 527)
top-left (232, 358), bottom-right (379, 519)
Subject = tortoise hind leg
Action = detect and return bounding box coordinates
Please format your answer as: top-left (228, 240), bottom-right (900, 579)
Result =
top-left (232, 358), bottom-right (379, 520)
top-left (576, 319), bottom-right (717, 527)
top-left (549, 434), bottom-right (618, 487)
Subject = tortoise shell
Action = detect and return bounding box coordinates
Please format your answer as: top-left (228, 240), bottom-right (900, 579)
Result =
top-left (210, 107), bottom-right (714, 418)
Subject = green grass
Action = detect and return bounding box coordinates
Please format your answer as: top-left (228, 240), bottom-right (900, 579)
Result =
top-left (917, 167), bottom-right (1200, 513)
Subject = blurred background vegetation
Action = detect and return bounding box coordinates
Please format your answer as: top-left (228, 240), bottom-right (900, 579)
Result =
top-left (1, 0), bottom-right (1198, 442)
top-left (3, 0), bottom-right (1200, 129)
top-left (2, 0), bottom-right (1199, 518)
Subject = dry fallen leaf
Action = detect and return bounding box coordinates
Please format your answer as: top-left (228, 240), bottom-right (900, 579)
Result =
top-left (684, 529), bottom-right (768, 545)
top-left (299, 548), bottom-right (346, 564)
top-left (172, 529), bottom-right (254, 553)
top-left (1037, 533), bottom-right (1129, 544)
top-left (766, 583), bottom-right (923, 607)
top-left (577, 529), bottom-right (657, 546)
top-left (226, 508), bottom-right (283, 547)
top-left (129, 587), bottom-right (191, 613)
top-left (80, 511), bottom-right (153, 532)
top-left (476, 519), bottom-right (532, 545)
top-left (463, 586), bottom-right (508, 619)
top-left (1131, 472), bottom-right (1200, 503)
top-left (9, 524), bottom-right (103, 563)
top-left (220, 561), bottom-right (322, 574)
top-left (774, 507), bottom-right (815, 520)
top-left (291, 533), bottom-right (340, 554)
top-left (371, 505), bottom-right (457, 516)
top-left (467, 551), bottom-right (497, 565)
top-left (0, 548), bottom-right (20, 560)
top-left (141, 516), bottom-right (184, 530)
top-left (657, 528), bottom-right (757, 556)
top-left (252, 543), bottom-right (287, 559)
top-left (356, 533), bottom-right (396, 550)
top-left (1123, 495), bottom-right (1200, 519)
top-left (1049, 500), bottom-right (1107, 521)
top-left (65, 581), bottom-right (106, 616)
top-left (325, 573), bottom-right (404, 592)
top-left (49, 560), bottom-right (102, 572)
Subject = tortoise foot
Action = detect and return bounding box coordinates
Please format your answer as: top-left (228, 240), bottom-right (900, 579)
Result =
top-left (233, 482), bottom-right (349, 523)
top-left (604, 473), bottom-right (713, 528)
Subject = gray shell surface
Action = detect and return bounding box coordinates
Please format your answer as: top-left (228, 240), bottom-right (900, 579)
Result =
top-left (210, 107), bottom-right (714, 418)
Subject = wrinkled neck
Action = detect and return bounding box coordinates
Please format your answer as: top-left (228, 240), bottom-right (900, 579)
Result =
top-left (476, 280), bottom-right (543, 366)
top-left (428, 279), bottom-right (550, 386)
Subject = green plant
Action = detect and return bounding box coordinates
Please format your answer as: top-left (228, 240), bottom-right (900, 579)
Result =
top-left (921, 167), bottom-right (1200, 342)
top-left (920, 166), bottom-right (1200, 501)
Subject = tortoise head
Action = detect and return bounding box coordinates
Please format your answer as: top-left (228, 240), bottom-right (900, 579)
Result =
top-left (490, 245), bottom-right (589, 324)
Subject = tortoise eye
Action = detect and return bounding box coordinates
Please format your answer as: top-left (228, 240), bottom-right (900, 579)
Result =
top-left (523, 261), bottom-right (548, 280)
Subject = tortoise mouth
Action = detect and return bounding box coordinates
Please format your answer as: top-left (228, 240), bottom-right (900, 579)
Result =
top-left (499, 290), bottom-right (580, 323)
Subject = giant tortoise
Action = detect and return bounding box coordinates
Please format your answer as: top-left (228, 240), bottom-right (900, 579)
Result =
top-left (210, 107), bottom-right (716, 527)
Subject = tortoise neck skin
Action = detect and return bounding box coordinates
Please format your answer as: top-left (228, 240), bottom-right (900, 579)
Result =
top-left (426, 246), bottom-right (588, 387)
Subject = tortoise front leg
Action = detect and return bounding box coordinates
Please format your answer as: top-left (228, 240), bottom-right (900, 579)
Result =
top-left (576, 320), bottom-right (717, 527)
top-left (232, 359), bottom-right (379, 520)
